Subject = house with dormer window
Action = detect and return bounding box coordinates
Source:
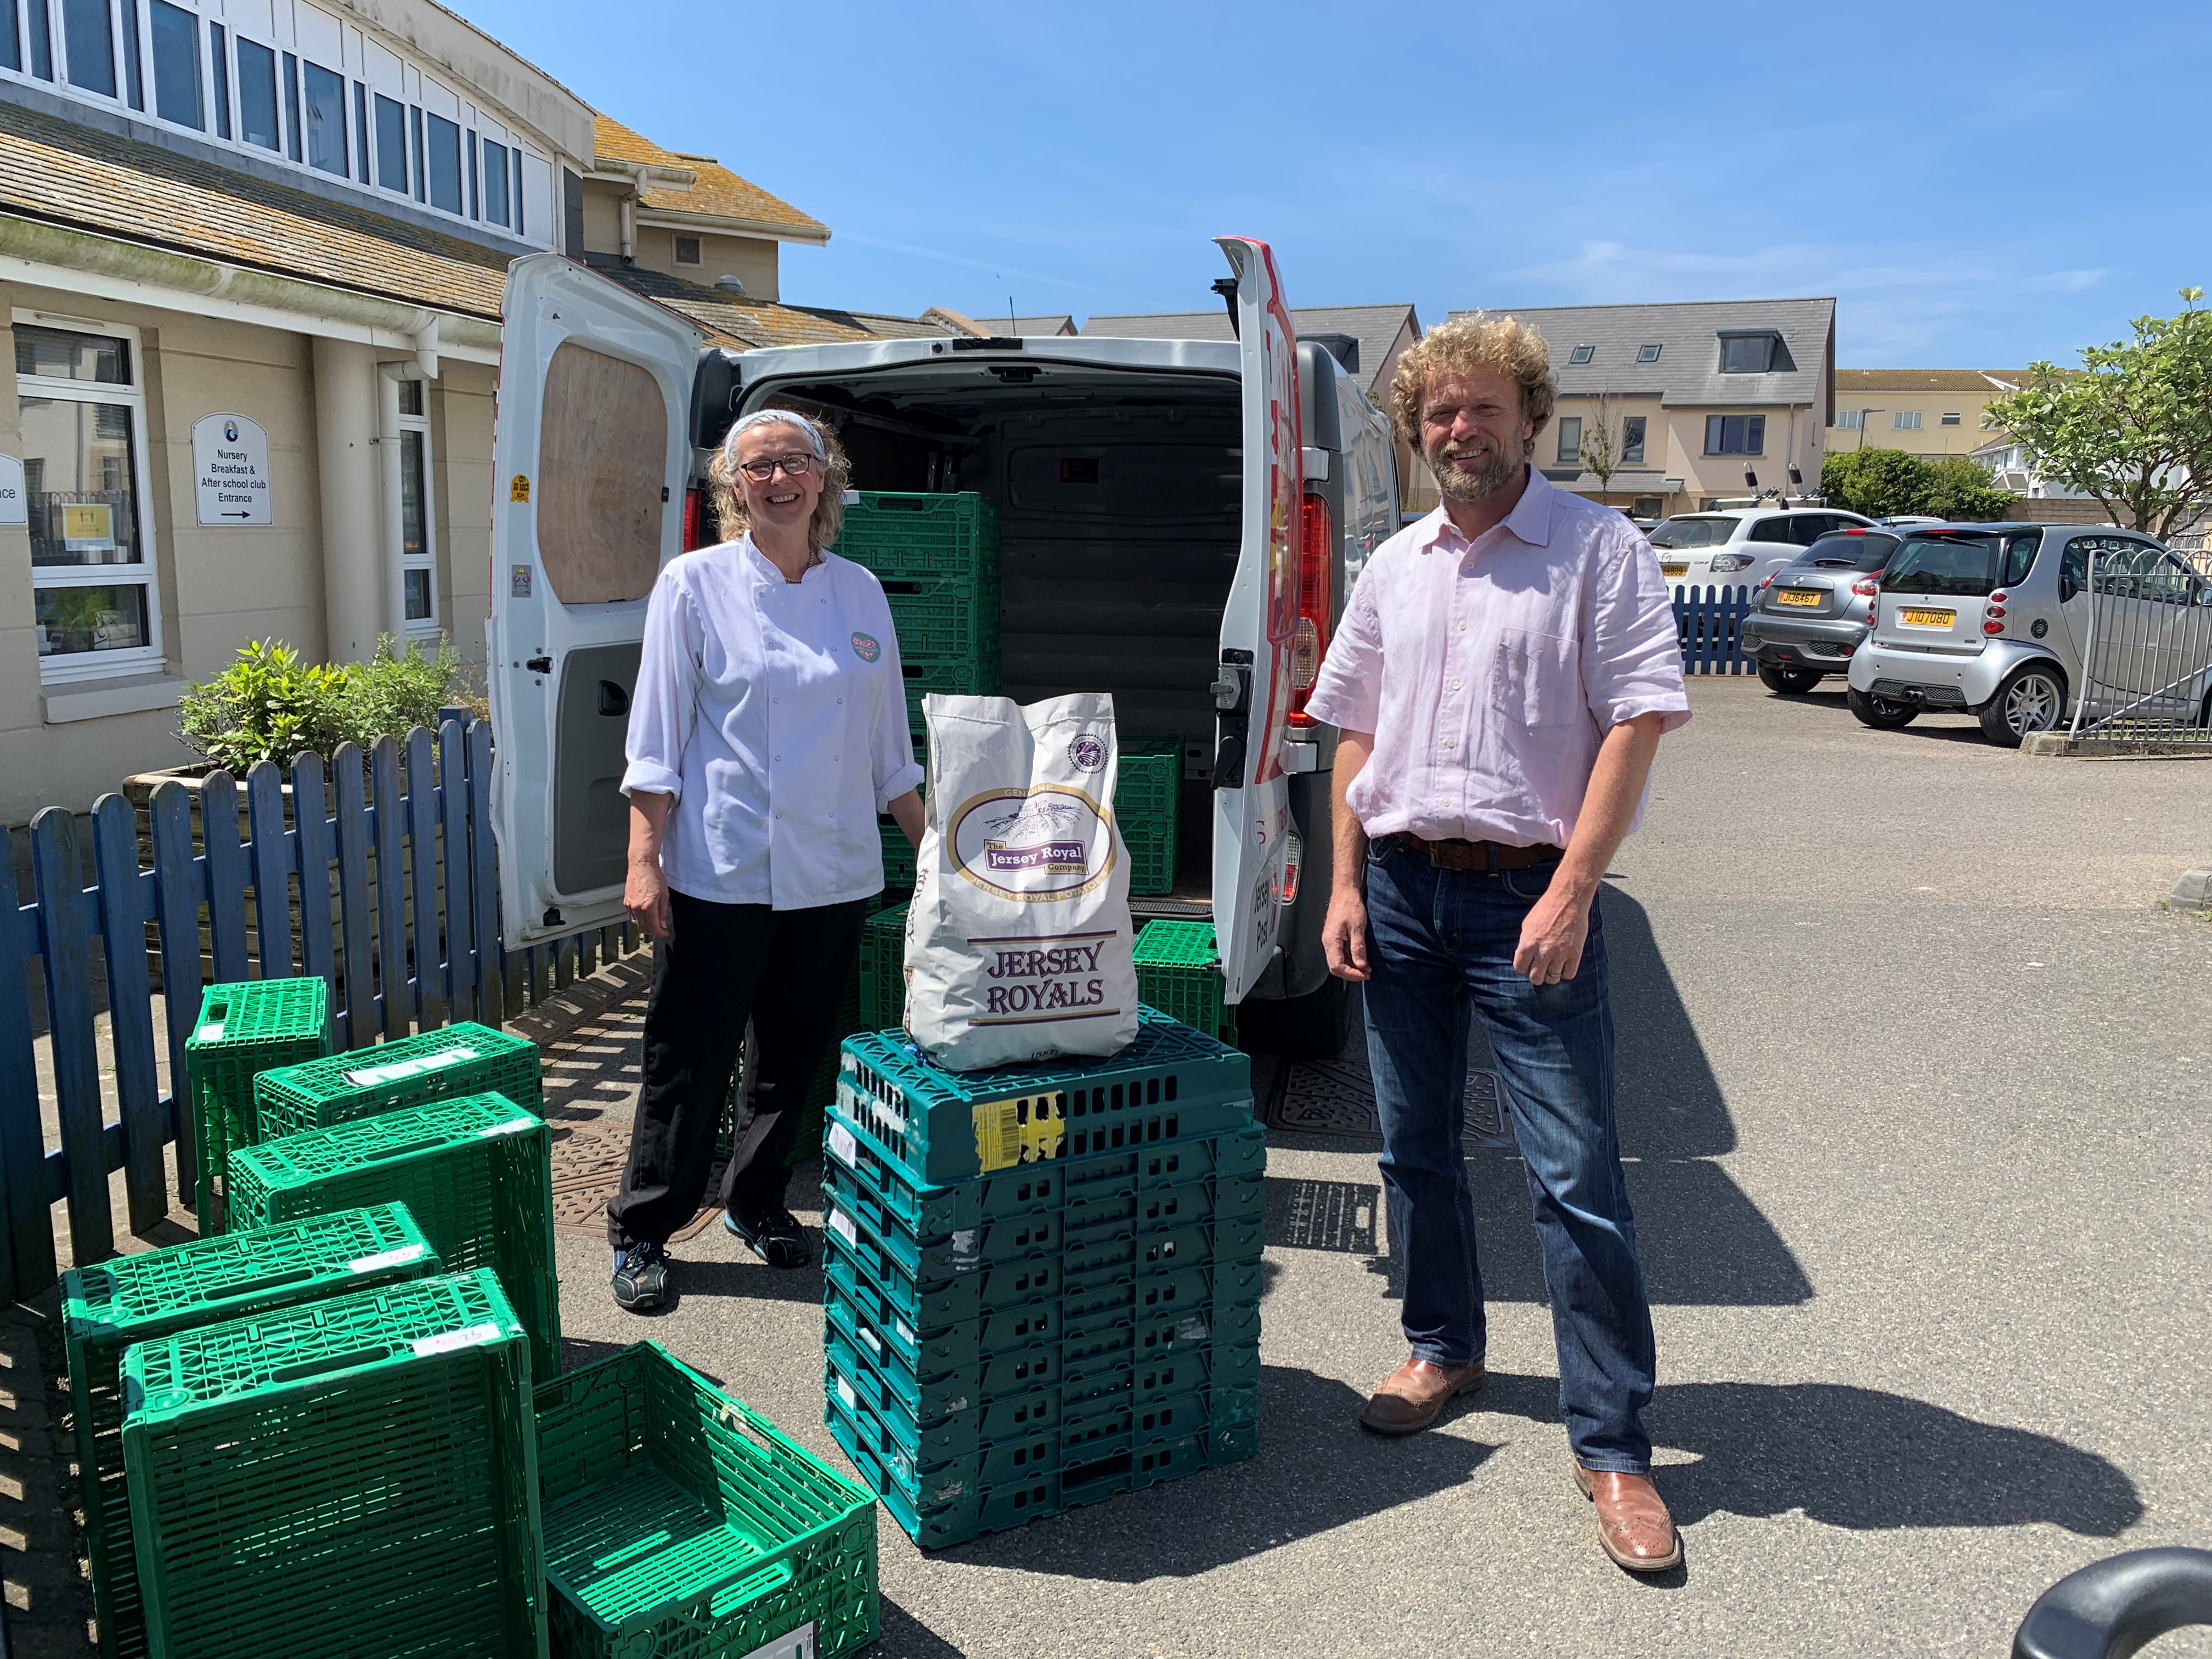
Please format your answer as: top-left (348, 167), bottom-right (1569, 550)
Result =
top-left (1445, 298), bottom-right (1837, 518)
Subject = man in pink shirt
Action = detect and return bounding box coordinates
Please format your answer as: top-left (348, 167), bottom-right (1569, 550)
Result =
top-left (1304, 314), bottom-right (1691, 1572)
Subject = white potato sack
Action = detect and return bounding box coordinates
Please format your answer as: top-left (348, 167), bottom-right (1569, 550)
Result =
top-left (904, 691), bottom-right (1139, 1070)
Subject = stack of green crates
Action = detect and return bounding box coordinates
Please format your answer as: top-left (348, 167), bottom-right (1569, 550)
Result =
top-left (1133, 921), bottom-right (1236, 1045)
top-left (836, 492), bottom-right (1003, 741)
top-left (61, 1204), bottom-right (441, 1659)
top-left (120, 1268), bottom-right (546, 1658)
top-left (859, 902), bottom-right (909, 1033)
top-left (180, 978), bottom-right (331, 1233)
top-left (820, 1009), bottom-right (1264, 1547)
top-left (535, 1341), bottom-right (879, 1658)
top-left (225, 1093), bottom-right (563, 1383)
top-left (1115, 737), bottom-right (1182, 896)
top-left (252, 1020), bottom-right (541, 1139)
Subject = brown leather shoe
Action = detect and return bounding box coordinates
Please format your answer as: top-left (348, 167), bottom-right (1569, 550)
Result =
top-left (1357, 1356), bottom-right (1486, 1435)
top-left (1574, 1463), bottom-right (1682, 1572)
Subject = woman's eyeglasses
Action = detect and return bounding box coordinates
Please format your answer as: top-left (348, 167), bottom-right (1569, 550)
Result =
top-left (738, 453), bottom-right (819, 482)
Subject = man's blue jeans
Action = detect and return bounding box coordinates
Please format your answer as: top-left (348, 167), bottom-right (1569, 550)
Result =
top-left (1361, 836), bottom-right (1656, 1474)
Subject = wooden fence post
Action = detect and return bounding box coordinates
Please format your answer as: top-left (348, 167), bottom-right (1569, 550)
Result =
top-left (0, 824), bottom-right (53, 1299)
top-left (369, 737), bottom-right (408, 1042)
top-left (331, 743), bottom-right (375, 1052)
top-left (467, 721), bottom-right (504, 1026)
top-left (147, 780), bottom-right (205, 1201)
top-left (30, 809), bottom-right (113, 1266)
top-left (405, 727), bottom-right (444, 1032)
top-left (91, 796), bottom-right (167, 1233)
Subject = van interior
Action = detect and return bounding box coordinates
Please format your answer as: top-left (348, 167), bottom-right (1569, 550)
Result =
top-left (749, 360), bottom-right (1244, 912)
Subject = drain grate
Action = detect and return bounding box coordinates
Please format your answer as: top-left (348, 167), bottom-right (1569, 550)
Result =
top-left (1266, 1178), bottom-right (1380, 1253)
top-left (548, 1120), bottom-right (727, 1241)
top-left (1266, 1059), bottom-right (1510, 1151)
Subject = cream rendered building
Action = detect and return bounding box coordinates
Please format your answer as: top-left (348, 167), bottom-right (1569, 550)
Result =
top-left (1827, 369), bottom-right (2029, 456)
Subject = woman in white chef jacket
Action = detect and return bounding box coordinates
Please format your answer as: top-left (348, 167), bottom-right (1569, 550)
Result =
top-left (607, 407), bottom-right (924, 1312)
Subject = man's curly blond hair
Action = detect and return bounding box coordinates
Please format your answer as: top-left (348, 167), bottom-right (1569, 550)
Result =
top-left (1389, 314), bottom-right (1558, 458)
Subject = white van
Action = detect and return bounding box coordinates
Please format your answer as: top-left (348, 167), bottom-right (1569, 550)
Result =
top-left (485, 238), bottom-right (1398, 1056)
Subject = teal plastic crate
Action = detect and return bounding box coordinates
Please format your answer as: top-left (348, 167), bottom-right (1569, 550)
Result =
top-left (1115, 737), bottom-right (1181, 897)
top-left (1133, 922), bottom-right (1236, 1044)
top-left (880, 816), bottom-right (916, 890)
top-left (63, 1204), bottom-right (439, 1659)
top-left (881, 570), bottom-right (999, 666)
top-left (859, 904), bottom-right (909, 1032)
top-left (224, 1094), bottom-right (562, 1383)
top-left (836, 1007), bottom-right (1254, 1186)
top-left (120, 1268), bottom-right (546, 1659)
top-left (182, 978), bottom-right (331, 1233)
top-left (252, 1020), bottom-right (542, 1141)
top-left (535, 1342), bottom-right (878, 1659)
top-left (836, 491), bottom-right (1000, 580)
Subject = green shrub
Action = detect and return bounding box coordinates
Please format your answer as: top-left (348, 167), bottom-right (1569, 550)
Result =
top-left (179, 636), bottom-right (470, 772)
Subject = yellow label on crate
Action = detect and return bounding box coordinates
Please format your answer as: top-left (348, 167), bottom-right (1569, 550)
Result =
top-left (972, 1094), bottom-right (1066, 1171)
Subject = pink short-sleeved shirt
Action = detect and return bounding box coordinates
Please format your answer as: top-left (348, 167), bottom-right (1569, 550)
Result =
top-left (1303, 468), bottom-right (1690, 850)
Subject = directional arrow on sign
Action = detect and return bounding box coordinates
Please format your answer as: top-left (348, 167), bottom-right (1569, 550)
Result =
top-left (222, 511), bottom-right (251, 518)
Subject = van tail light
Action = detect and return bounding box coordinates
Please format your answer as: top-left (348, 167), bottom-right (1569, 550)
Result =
top-left (1288, 494), bottom-right (1333, 729)
top-left (1278, 830), bottom-right (1303, 905)
top-left (682, 484), bottom-right (708, 550)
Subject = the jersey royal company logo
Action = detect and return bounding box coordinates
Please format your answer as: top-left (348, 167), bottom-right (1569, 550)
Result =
top-left (952, 786), bottom-right (1114, 902)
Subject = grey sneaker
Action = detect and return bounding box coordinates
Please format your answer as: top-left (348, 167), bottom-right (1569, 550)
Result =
top-left (725, 1206), bottom-right (810, 1269)
top-left (611, 1242), bottom-right (672, 1312)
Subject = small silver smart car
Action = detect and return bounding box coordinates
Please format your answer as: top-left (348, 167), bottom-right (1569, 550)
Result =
top-left (1739, 527), bottom-right (1902, 693)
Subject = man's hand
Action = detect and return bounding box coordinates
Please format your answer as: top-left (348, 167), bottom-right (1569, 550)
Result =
top-left (1323, 886), bottom-right (1371, 981)
top-left (1513, 877), bottom-right (1592, 985)
top-left (625, 859), bottom-right (672, 939)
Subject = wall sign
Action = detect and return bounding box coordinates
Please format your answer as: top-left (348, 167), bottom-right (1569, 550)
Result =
top-left (192, 413), bottom-right (272, 526)
top-left (0, 454), bottom-right (24, 526)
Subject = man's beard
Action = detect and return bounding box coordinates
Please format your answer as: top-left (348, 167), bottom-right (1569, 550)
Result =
top-left (1427, 438), bottom-right (1520, 502)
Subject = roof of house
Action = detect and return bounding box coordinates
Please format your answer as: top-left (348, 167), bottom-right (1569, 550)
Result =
top-left (991, 314), bottom-right (1078, 336)
top-left (594, 116), bottom-right (828, 242)
top-left (586, 258), bottom-right (886, 351)
top-left (1081, 302), bottom-right (1419, 390)
top-left (1831, 369), bottom-right (2031, 396)
top-left (1447, 298), bottom-right (1836, 408)
top-left (0, 95), bottom-right (512, 319)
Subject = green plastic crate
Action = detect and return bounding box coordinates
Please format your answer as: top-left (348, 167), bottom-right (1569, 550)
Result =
top-left (716, 958), bottom-right (866, 1171)
top-left (904, 661), bottom-right (1000, 730)
top-left (1115, 737), bottom-right (1181, 898)
top-left (858, 904), bottom-right (909, 1034)
top-left (879, 816), bottom-right (917, 891)
top-left (1133, 921), bottom-right (1235, 1044)
top-left (535, 1342), bottom-right (878, 1659)
top-left (880, 570), bottom-right (1000, 667)
top-left (837, 1007), bottom-right (1253, 1186)
top-left (182, 978), bottom-right (331, 1234)
top-left (63, 1204), bottom-right (440, 1659)
top-left (225, 1094), bottom-right (562, 1383)
top-left (120, 1268), bottom-right (547, 1659)
top-left (251, 1020), bottom-right (542, 1142)
top-left (836, 491), bottom-right (1000, 580)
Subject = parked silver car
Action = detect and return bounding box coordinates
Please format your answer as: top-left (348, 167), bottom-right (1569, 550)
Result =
top-left (1739, 527), bottom-right (1902, 693)
top-left (1846, 523), bottom-right (2212, 746)
top-left (1648, 507), bottom-right (1876, 591)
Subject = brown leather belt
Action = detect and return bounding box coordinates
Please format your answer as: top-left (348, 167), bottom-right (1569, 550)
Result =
top-left (1388, 833), bottom-right (1564, 872)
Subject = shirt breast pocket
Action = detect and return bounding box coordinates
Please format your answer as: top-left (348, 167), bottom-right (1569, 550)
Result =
top-left (1490, 628), bottom-right (1579, 730)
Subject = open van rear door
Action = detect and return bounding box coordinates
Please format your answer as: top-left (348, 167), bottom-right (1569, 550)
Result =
top-left (1209, 236), bottom-right (1301, 1001)
top-left (488, 253), bottom-right (703, 948)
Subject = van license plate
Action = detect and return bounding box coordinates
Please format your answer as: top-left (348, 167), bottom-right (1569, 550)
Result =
top-left (1775, 589), bottom-right (1822, 607)
top-left (1900, 607), bottom-right (1956, 627)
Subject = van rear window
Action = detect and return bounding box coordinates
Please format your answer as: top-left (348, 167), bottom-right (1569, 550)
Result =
top-left (1883, 531), bottom-right (2042, 597)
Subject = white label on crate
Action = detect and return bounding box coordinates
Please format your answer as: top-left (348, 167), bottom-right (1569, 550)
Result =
top-left (827, 1121), bottom-right (857, 1168)
top-left (478, 1118), bottom-right (535, 1138)
top-left (929, 1477), bottom-right (968, 1504)
top-left (1175, 1314), bottom-right (1211, 1344)
top-left (950, 1229), bottom-right (979, 1269)
top-left (412, 1321), bottom-right (503, 1357)
top-left (343, 1045), bottom-right (479, 1088)
top-left (827, 1207), bottom-right (857, 1248)
top-left (196, 1022), bottom-right (224, 1042)
top-left (859, 1323), bottom-right (881, 1355)
top-left (836, 1375), bottom-right (856, 1410)
top-left (348, 1243), bottom-right (428, 1274)
top-left (895, 1318), bottom-right (915, 1346)
top-left (734, 1620), bottom-right (816, 1659)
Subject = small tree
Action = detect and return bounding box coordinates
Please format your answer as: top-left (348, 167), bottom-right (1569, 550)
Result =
top-left (1579, 392), bottom-right (1621, 497)
top-left (1984, 287), bottom-right (2212, 539)
top-left (1821, 448), bottom-right (1929, 518)
top-left (1921, 455), bottom-right (2014, 522)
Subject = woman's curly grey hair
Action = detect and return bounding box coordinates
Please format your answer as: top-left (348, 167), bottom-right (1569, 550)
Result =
top-left (708, 407), bottom-right (853, 552)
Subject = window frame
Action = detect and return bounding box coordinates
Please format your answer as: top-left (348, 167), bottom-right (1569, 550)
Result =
top-left (673, 233), bottom-right (702, 267)
top-left (395, 376), bottom-right (439, 638)
top-left (1893, 410), bottom-right (1923, 431)
top-left (1637, 343), bottom-right (1662, 363)
top-left (14, 309), bottom-right (166, 684)
top-left (1940, 411), bottom-right (1962, 426)
top-left (1703, 413), bottom-right (1765, 456)
top-left (1567, 344), bottom-right (1593, 365)
top-left (1621, 415), bottom-right (1646, 465)
top-left (1717, 333), bottom-right (1776, 375)
top-left (1556, 415), bottom-right (1582, 466)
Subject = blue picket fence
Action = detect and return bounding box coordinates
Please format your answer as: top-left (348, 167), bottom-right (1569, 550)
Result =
top-left (0, 719), bottom-right (638, 1300)
top-left (1674, 584), bottom-right (1753, 674)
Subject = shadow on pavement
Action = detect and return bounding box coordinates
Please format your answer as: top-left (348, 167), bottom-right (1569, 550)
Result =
top-left (1472, 1369), bottom-right (2142, 1536)
top-left (1600, 883), bottom-right (1734, 1160)
top-left (875, 1597), bottom-right (968, 1657)
top-left (948, 1364), bottom-right (1492, 1581)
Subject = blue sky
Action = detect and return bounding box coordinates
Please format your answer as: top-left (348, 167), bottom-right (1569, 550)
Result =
top-left (460, 0), bottom-right (2211, 369)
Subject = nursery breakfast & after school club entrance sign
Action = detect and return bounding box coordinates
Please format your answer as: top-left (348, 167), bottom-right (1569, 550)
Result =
top-left (191, 413), bottom-right (273, 526)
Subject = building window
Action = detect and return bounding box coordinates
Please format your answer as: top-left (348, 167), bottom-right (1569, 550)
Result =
top-left (1836, 409), bottom-right (1864, 429)
top-left (374, 92), bottom-right (408, 192)
top-left (396, 378), bottom-right (438, 634)
top-left (425, 111), bottom-right (462, 213)
top-left (235, 36), bottom-right (279, 150)
top-left (61, 0), bottom-right (115, 95)
top-left (1632, 495), bottom-right (1663, 517)
top-left (26, 0), bottom-right (53, 79)
top-left (352, 81), bottom-right (369, 183)
top-left (301, 59), bottom-right (345, 174)
top-left (15, 320), bottom-right (162, 680)
top-left (149, 0), bottom-right (201, 128)
top-left (1637, 343), bottom-right (1662, 363)
top-left (1893, 410), bottom-right (1923, 431)
top-left (0, 2), bottom-right (19, 70)
top-left (280, 51), bottom-right (300, 161)
top-left (1718, 332), bottom-right (1786, 374)
top-left (481, 137), bottom-right (510, 226)
top-left (119, 0), bottom-right (140, 108)
top-left (1567, 344), bottom-right (1593, 365)
top-left (674, 235), bottom-right (702, 267)
top-left (1556, 416), bottom-right (1582, 465)
top-left (1704, 414), bottom-right (1765, 455)
top-left (1941, 411), bottom-right (1961, 426)
top-left (206, 22), bottom-right (228, 136)
top-left (1622, 415), bottom-right (1646, 464)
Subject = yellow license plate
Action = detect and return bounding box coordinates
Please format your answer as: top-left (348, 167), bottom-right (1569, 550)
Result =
top-left (1900, 607), bottom-right (1956, 627)
top-left (1775, 589), bottom-right (1822, 607)
top-left (1660, 562), bottom-right (1689, 578)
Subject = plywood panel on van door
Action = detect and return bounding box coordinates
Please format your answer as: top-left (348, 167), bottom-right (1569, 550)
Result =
top-left (538, 341), bottom-right (665, 606)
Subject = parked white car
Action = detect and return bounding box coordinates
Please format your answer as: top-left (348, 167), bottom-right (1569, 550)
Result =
top-left (1647, 507), bottom-right (1876, 591)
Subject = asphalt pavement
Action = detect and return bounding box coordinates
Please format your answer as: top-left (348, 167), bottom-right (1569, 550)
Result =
top-left (552, 676), bottom-right (2212, 1659)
